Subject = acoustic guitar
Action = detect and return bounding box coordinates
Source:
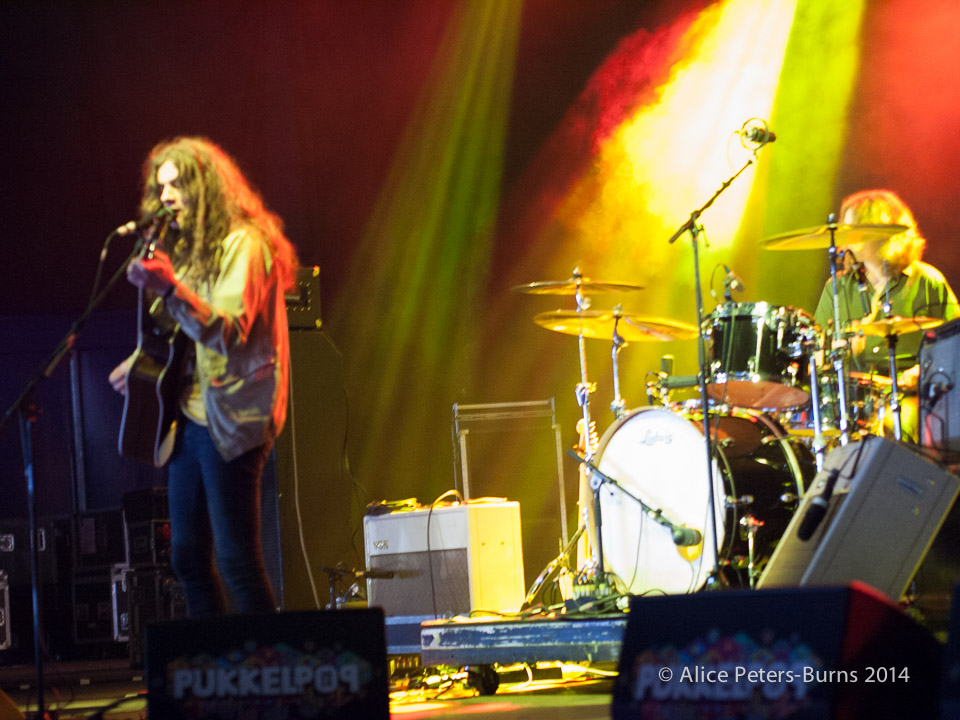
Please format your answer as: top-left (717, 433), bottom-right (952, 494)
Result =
top-left (118, 214), bottom-right (189, 467)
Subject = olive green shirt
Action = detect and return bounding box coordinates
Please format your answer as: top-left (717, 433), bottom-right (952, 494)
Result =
top-left (813, 260), bottom-right (959, 372)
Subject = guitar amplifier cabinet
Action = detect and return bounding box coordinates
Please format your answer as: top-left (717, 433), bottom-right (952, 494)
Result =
top-left (363, 502), bottom-right (524, 617)
top-left (759, 437), bottom-right (959, 600)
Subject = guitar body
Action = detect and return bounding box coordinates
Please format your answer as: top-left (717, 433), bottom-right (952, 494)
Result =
top-left (119, 315), bottom-right (190, 467)
top-left (117, 215), bottom-right (188, 467)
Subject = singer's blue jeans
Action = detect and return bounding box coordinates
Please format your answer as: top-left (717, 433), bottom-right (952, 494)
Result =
top-left (167, 418), bottom-right (277, 617)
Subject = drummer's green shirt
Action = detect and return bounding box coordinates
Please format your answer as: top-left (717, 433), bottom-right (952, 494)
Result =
top-left (813, 260), bottom-right (959, 372)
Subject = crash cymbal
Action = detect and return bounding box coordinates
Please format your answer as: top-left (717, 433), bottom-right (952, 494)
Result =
top-left (513, 276), bottom-right (644, 295)
top-left (844, 316), bottom-right (944, 337)
top-left (534, 310), bottom-right (698, 342)
top-left (760, 223), bottom-right (908, 251)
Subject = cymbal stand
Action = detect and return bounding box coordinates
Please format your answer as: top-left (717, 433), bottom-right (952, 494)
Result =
top-left (569, 271), bottom-right (614, 597)
top-left (882, 330), bottom-right (903, 441)
top-left (609, 306), bottom-right (627, 420)
top-left (807, 349), bottom-right (827, 470)
top-left (879, 263), bottom-right (903, 441)
top-left (825, 214), bottom-right (852, 446)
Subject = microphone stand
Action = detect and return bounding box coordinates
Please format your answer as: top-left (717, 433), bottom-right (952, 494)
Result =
top-left (0, 237), bottom-right (145, 720)
top-left (567, 451), bottom-right (701, 548)
top-left (665, 154), bottom-right (758, 589)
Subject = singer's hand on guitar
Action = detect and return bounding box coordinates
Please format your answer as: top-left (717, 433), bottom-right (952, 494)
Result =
top-left (109, 357), bottom-right (130, 395)
top-left (127, 250), bottom-right (176, 296)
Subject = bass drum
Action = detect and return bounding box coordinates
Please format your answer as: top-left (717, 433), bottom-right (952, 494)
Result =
top-left (595, 405), bottom-right (814, 595)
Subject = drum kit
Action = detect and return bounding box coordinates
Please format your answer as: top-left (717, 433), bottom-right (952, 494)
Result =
top-left (515, 222), bottom-right (945, 601)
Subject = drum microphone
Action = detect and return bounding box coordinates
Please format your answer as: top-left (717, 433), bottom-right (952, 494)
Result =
top-left (722, 264), bottom-right (745, 293)
top-left (660, 374), bottom-right (700, 389)
top-left (797, 468), bottom-right (841, 541)
top-left (565, 448), bottom-right (701, 546)
top-left (671, 526), bottom-right (703, 547)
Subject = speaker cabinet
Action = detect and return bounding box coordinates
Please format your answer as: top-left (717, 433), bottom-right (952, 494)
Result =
top-left (363, 502), bottom-right (524, 617)
top-left (758, 437), bottom-right (959, 600)
top-left (614, 583), bottom-right (941, 720)
top-left (452, 400), bottom-right (570, 592)
top-left (145, 608), bottom-right (389, 720)
top-left (920, 317), bottom-right (960, 457)
top-left (260, 329), bottom-right (351, 610)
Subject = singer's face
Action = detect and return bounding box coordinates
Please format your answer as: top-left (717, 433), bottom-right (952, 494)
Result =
top-left (157, 160), bottom-right (187, 226)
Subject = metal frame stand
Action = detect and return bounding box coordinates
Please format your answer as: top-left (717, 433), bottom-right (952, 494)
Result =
top-left (664, 153), bottom-right (762, 589)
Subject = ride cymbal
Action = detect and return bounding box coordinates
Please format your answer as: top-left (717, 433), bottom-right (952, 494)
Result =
top-left (759, 223), bottom-right (908, 251)
top-left (534, 310), bottom-right (698, 342)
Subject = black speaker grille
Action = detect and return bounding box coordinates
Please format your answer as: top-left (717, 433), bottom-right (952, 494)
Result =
top-left (368, 549), bottom-right (468, 617)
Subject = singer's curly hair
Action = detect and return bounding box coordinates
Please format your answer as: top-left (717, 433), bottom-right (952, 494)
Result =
top-left (139, 136), bottom-right (299, 291)
top-left (839, 189), bottom-right (925, 275)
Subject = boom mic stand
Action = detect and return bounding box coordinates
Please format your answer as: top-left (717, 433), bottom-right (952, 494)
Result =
top-left (0, 234), bottom-right (146, 720)
top-left (665, 143), bottom-right (767, 589)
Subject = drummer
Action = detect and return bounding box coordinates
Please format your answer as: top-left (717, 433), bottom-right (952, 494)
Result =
top-left (812, 189), bottom-right (959, 440)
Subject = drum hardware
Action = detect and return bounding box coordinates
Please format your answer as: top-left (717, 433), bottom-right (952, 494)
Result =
top-left (843, 316), bottom-right (943, 443)
top-left (737, 514), bottom-right (765, 588)
top-left (665, 137), bottom-right (771, 588)
top-left (758, 222), bottom-right (908, 251)
top-left (609, 307), bottom-right (627, 419)
top-left (568, 449), bottom-right (704, 548)
top-left (519, 525), bottom-right (583, 610)
top-left (822, 214), bottom-right (854, 446)
top-left (532, 309), bottom-right (699, 342)
top-left (512, 274), bottom-right (645, 295)
top-left (519, 268), bottom-right (644, 599)
top-left (806, 350), bottom-right (827, 469)
top-left (702, 302), bottom-right (820, 411)
top-left (588, 406), bottom-right (813, 595)
top-left (760, 217), bottom-right (907, 448)
top-left (724, 494), bottom-right (754, 509)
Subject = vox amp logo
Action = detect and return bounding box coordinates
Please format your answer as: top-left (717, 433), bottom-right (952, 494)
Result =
top-left (373, 540), bottom-right (389, 550)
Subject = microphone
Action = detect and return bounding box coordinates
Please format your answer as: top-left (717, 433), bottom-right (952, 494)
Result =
top-left (660, 374), bottom-right (700, 389)
top-left (921, 380), bottom-right (954, 409)
top-left (797, 468), bottom-right (840, 541)
top-left (722, 264), bottom-right (745, 293)
top-left (115, 205), bottom-right (177, 236)
top-left (739, 119), bottom-right (776, 146)
top-left (672, 526), bottom-right (703, 547)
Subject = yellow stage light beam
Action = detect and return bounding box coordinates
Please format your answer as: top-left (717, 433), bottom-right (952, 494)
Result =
top-left (329, 1), bottom-right (523, 496)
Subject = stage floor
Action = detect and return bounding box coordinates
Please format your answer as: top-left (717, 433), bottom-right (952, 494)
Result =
top-left (0, 659), bottom-right (616, 719)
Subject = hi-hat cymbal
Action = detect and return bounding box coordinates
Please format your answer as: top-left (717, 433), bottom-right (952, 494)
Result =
top-left (760, 223), bottom-right (908, 251)
top-left (513, 276), bottom-right (644, 295)
top-left (848, 371), bottom-right (892, 387)
top-left (534, 310), bottom-right (698, 342)
top-left (844, 316), bottom-right (944, 337)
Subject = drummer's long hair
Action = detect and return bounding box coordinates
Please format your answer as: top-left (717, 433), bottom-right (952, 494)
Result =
top-left (139, 136), bottom-right (299, 292)
top-left (839, 189), bottom-right (925, 274)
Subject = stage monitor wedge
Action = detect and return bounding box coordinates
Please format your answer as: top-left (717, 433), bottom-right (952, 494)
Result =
top-left (758, 436), bottom-right (959, 600)
top-left (145, 608), bottom-right (389, 720)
